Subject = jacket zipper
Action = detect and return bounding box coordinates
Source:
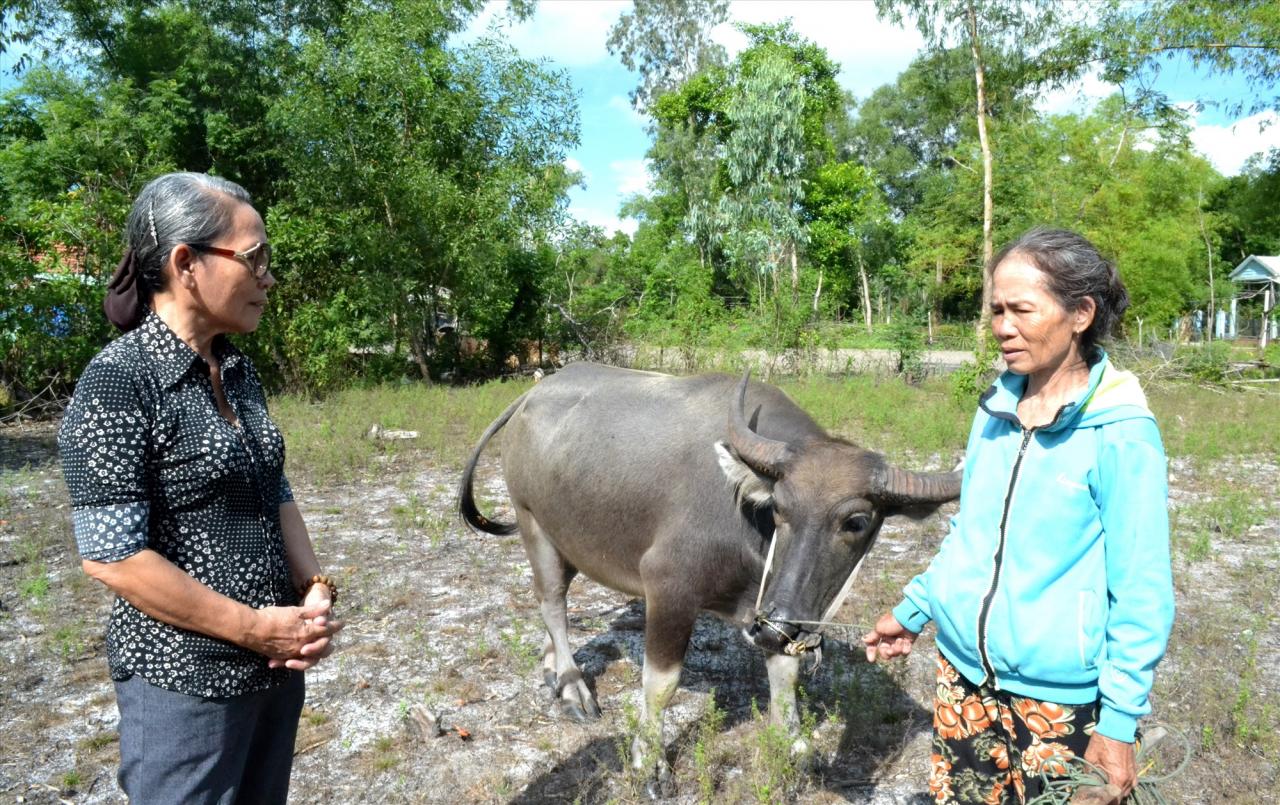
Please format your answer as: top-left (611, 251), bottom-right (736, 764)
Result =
top-left (976, 425), bottom-right (1035, 688)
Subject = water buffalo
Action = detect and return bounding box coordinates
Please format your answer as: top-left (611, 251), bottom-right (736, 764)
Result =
top-left (458, 363), bottom-right (958, 793)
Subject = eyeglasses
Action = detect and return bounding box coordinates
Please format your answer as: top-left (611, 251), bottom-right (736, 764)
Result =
top-left (191, 241), bottom-right (272, 279)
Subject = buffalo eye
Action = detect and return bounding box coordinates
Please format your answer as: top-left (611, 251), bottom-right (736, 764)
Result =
top-left (842, 514), bottom-right (871, 534)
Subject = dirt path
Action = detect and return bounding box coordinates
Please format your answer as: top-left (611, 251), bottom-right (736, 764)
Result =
top-left (1, 426), bottom-right (1276, 803)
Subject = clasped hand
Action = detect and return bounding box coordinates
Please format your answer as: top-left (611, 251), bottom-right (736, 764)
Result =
top-left (250, 584), bottom-right (345, 671)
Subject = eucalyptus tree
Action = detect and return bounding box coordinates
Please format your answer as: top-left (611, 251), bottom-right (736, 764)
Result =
top-left (642, 22), bottom-right (844, 323)
top-left (718, 49), bottom-right (807, 308)
top-left (606, 0), bottom-right (729, 113)
top-left (874, 0), bottom-right (1091, 343)
top-left (1093, 0), bottom-right (1280, 119)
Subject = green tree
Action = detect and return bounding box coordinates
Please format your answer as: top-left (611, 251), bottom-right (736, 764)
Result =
top-left (875, 0), bottom-right (1091, 343)
top-left (1213, 151), bottom-right (1280, 262)
top-left (267, 2), bottom-right (578, 388)
top-left (1095, 0), bottom-right (1280, 119)
top-left (805, 162), bottom-right (892, 330)
top-left (606, 0), bottom-right (729, 113)
top-left (719, 49), bottom-right (806, 305)
top-left (0, 66), bottom-right (191, 404)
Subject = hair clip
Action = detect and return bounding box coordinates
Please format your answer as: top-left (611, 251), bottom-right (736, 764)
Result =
top-left (147, 201), bottom-right (158, 245)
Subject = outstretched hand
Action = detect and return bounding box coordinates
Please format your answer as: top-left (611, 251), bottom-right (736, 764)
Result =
top-left (862, 611), bottom-right (918, 663)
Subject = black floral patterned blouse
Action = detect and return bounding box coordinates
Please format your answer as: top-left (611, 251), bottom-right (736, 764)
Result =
top-left (59, 312), bottom-right (297, 697)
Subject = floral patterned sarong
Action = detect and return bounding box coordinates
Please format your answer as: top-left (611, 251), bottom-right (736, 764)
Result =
top-left (928, 653), bottom-right (1098, 804)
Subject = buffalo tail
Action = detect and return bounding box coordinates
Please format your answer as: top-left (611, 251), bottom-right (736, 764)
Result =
top-left (457, 391), bottom-right (526, 536)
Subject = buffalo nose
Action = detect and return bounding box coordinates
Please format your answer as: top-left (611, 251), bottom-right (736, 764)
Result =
top-left (749, 613), bottom-right (806, 655)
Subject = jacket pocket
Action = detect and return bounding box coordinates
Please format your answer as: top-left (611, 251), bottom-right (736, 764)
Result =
top-left (1077, 590), bottom-right (1103, 670)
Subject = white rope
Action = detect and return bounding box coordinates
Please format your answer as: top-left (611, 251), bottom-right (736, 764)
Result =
top-left (754, 530), bottom-right (778, 612)
top-left (820, 533), bottom-right (878, 624)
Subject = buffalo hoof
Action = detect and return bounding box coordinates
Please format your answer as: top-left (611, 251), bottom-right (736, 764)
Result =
top-left (542, 670), bottom-right (558, 695)
top-left (644, 768), bottom-right (675, 800)
top-left (559, 699), bottom-right (596, 723)
top-left (554, 674), bottom-right (601, 721)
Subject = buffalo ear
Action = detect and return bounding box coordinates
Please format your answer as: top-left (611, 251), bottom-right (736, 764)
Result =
top-left (714, 441), bottom-right (775, 507)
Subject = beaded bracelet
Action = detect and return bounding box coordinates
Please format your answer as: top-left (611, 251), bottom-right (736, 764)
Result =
top-left (300, 574), bottom-right (338, 605)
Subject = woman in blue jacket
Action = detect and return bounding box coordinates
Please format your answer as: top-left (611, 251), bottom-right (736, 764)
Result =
top-left (863, 228), bottom-right (1174, 805)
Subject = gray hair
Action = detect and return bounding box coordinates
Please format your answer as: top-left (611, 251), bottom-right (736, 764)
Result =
top-left (125, 172), bottom-right (253, 297)
top-left (991, 227), bottom-right (1129, 361)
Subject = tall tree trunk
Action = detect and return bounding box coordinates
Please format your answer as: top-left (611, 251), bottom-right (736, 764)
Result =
top-left (932, 255), bottom-right (944, 344)
top-left (1198, 187), bottom-right (1215, 342)
top-left (790, 241), bottom-right (799, 297)
top-left (925, 287), bottom-right (934, 344)
top-left (967, 0), bottom-right (995, 348)
top-left (407, 328), bottom-right (433, 383)
top-left (813, 269), bottom-right (823, 314)
top-left (858, 250), bottom-right (873, 334)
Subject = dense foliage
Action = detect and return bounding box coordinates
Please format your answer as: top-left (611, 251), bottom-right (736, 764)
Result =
top-left (2, 0), bottom-right (1278, 407)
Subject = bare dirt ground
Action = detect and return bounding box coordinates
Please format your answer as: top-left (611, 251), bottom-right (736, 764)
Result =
top-left (1, 419), bottom-right (1277, 804)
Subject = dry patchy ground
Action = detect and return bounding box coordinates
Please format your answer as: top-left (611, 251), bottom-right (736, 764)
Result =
top-left (1, 420), bottom-right (1277, 804)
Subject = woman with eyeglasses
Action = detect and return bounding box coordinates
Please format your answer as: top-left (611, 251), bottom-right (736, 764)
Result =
top-left (58, 171), bottom-right (343, 804)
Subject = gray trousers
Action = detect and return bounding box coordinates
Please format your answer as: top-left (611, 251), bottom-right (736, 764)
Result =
top-left (114, 672), bottom-right (305, 805)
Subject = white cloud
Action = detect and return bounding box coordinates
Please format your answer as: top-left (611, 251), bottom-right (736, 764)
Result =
top-left (459, 1), bottom-right (926, 99)
top-left (568, 206), bottom-right (638, 236)
top-left (611, 158), bottom-right (652, 196)
top-left (563, 157), bottom-right (587, 182)
top-left (1036, 69), bottom-right (1118, 117)
top-left (608, 94), bottom-right (648, 127)
top-left (1187, 110), bottom-right (1280, 176)
top-left (714, 1), bottom-right (925, 99)
top-left (459, 1), bottom-right (628, 67)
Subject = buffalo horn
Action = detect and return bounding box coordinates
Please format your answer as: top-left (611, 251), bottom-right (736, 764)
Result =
top-left (727, 370), bottom-right (794, 477)
top-left (875, 467), bottom-right (962, 505)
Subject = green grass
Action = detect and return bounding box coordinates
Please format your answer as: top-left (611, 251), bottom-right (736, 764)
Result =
top-left (692, 692), bottom-right (726, 803)
top-left (79, 732), bottom-right (117, 752)
top-left (1149, 385), bottom-right (1280, 461)
top-left (272, 378), bottom-right (532, 482)
top-left (498, 618), bottom-right (542, 676)
top-left (59, 770), bottom-right (82, 792)
top-left (268, 369), bottom-right (1278, 486)
top-left (1171, 484), bottom-right (1270, 562)
top-left (779, 375), bottom-right (971, 462)
top-left (19, 566), bottom-right (50, 602)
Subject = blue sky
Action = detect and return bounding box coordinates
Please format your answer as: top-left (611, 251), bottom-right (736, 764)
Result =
top-left (5, 1), bottom-right (1276, 238)
top-left (459, 1), bottom-right (1280, 236)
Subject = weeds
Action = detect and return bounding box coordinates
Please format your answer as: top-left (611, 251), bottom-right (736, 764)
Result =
top-left (1231, 622), bottom-right (1278, 753)
top-left (273, 379), bottom-right (533, 483)
top-left (746, 699), bottom-right (804, 802)
top-left (59, 770), bottom-right (81, 792)
top-left (369, 735), bottom-right (399, 772)
top-left (20, 568), bottom-right (50, 603)
top-left (498, 619), bottom-right (541, 676)
top-left (1173, 485), bottom-right (1269, 562)
top-left (692, 692), bottom-right (726, 803)
top-left (79, 732), bottom-right (117, 752)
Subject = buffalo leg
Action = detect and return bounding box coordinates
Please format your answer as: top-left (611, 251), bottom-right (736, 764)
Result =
top-left (765, 653), bottom-right (811, 754)
top-left (632, 572), bottom-right (698, 798)
top-left (519, 513), bottom-right (600, 721)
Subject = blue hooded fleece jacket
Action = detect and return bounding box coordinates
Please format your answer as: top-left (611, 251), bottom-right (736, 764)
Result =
top-left (892, 353), bottom-right (1174, 743)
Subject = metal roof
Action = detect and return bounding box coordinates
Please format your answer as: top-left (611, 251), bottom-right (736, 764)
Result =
top-left (1229, 255), bottom-right (1280, 283)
